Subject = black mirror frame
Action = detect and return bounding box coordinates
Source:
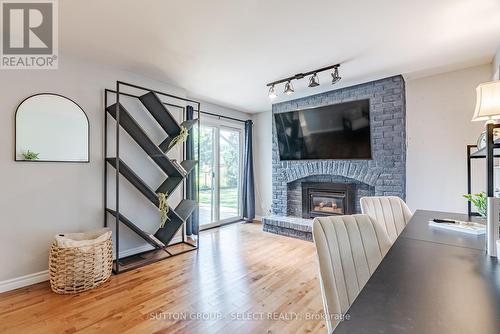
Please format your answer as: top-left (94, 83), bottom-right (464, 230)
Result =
top-left (14, 93), bottom-right (90, 163)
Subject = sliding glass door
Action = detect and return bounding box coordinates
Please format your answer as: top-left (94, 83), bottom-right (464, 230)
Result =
top-left (198, 120), bottom-right (243, 229)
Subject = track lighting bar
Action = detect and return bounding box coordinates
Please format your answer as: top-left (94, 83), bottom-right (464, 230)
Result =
top-left (266, 64), bottom-right (340, 87)
top-left (266, 64), bottom-right (341, 99)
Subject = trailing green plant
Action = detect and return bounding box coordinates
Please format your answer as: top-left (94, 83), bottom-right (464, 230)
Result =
top-left (158, 192), bottom-right (169, 228)
top-left (22, 150), bottom-right (39, 160)
top-left (168, 126), bottom-right (189, 149)
top-left (463, 192), bottom-right (487, 217)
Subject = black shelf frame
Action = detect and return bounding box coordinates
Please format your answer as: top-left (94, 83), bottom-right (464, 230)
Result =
top-left (104, 81), bottom-right (201, 274)
top-left (466, 123), bottom-right (500, 216)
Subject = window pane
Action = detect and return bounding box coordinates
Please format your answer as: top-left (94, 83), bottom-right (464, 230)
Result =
top-left (199, 125), bottom-right (216, 225)
top-left (219, 128), bottom-right (241, 220)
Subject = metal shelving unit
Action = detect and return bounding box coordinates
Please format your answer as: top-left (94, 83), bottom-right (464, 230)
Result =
top-left (466, 123), bottom-right (500, 216)
top-left (104, 81), bottom-right (200, 274)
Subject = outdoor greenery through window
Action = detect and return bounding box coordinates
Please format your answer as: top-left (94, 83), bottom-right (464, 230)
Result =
top-left (196, 123), bottom-right (242, 226)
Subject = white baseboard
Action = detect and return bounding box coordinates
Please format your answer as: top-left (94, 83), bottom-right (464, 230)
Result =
top-left (0, 239), bottom-right (185, 294)
top-left (0, 270), bottom-right (49, 293)
top-left (254, 215), bottom-right (263, 221)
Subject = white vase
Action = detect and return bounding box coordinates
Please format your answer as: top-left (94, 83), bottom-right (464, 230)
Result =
top-left (487, 197), bottom-right (500, 257)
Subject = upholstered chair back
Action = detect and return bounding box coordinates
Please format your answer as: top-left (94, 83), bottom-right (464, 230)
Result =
top-left (360, 196), bottom-right (413, 243)
top-left (312, 214), bottom-right (392, 332)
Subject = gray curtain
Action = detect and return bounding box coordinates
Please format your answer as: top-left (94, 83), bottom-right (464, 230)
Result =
top-left (242, 120), bottom-right (255, 221)
top-left (185, 106), bottom-right (199, 235)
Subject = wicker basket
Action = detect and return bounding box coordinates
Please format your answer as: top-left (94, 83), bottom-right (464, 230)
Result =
top-left (49, 230), bottom-right (113, 294)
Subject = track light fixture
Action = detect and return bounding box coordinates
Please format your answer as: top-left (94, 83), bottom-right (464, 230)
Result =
top-left (266, 63), bottom-right (341, 99)
top-left (284, 81), bottom-right (294, 95)
top-left (268, 84), bottom-right (277, 99)
top-left (331, 66), bottom-right (341, 85)
top-left (308, 73), bottom-right (320, 87)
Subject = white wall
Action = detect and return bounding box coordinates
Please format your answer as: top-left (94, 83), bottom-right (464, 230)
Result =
top-left (0, 56), bottom-right (250, 287)
top-left (406, 64), bottom-right (491, 213)
top-left (252, 111), bottom-right (273, 217)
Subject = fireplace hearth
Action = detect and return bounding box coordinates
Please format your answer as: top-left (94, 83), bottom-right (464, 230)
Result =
top-left (302, 182), bottom-right (354, 218)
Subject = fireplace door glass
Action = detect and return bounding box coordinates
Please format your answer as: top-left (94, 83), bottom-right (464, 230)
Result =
top-left (310, 192), bottom-right (345, 215)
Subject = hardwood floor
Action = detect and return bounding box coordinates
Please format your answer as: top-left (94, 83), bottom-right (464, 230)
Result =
top-left (0, 222), bottom-right (326, 334)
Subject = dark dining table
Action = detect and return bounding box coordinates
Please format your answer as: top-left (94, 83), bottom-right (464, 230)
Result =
top-left (334, 210), bottom-right (500, 334)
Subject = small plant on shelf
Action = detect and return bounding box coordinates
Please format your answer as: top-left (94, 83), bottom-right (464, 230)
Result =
top-left (463, 192), bottom-right (487, 217)
top-left (22, 150), bottom-right (40, 161)
top-left (158, 192), bottom-right (170, 227)
top-left (168, 126), bottom-right (189, 148)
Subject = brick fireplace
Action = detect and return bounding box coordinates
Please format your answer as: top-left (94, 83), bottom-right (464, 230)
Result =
top-left (263, 75), bottom-right (406, 241)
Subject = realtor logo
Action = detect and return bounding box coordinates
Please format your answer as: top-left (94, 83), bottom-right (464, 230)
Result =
top-left (1, 0), bottom-right (58, 69)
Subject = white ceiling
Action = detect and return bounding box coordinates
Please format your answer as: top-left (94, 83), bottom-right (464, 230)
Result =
top-left (61, 0), bottom-right (500, 113)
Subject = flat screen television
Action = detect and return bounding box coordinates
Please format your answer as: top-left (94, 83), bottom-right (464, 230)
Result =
top-left (274, 99), bottom-right (371, 160)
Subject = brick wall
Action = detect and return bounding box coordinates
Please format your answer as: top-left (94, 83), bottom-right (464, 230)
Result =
top-left (272, 75), bottom-right (406, 216)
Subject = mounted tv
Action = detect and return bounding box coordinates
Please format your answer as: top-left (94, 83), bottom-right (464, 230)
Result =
top-left (274, 99), bottom-right (371, 160)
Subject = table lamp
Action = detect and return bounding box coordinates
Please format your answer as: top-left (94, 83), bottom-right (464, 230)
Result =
top-left (473, 80), bottom-right (500, 257)
top-left (472, 80), bottom-right (500, 123)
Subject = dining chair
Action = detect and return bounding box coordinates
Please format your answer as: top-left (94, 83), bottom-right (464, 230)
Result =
top-left (312, 214), bottom-right (392, 332)
top-left (360, 196), bottom-right (413, 243)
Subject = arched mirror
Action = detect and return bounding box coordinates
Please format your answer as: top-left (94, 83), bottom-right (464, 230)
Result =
top-left (15, 93), bottom-right (89, 162)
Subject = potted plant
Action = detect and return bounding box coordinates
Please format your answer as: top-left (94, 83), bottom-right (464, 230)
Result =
top-left (463, 192), bottom-right (487, 218)
top-left (22, 150), bottom-right (39, 161)
top-left (168, 126), bottom-right (189, 149)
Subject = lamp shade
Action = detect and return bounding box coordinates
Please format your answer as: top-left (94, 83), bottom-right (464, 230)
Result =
top-left (472, 81), bottom-right (500, 122)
